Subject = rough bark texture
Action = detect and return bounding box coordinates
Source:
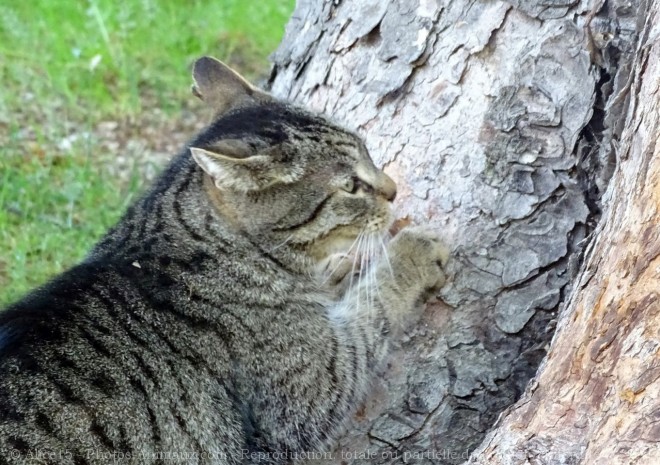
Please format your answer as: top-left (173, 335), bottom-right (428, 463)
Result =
top-left (468, 2), bottom-right (660, 463)
top-left (268, 0), bottom-right (642, 463)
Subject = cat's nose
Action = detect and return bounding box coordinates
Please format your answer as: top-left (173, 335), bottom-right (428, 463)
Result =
top-left (379, 174), bottom-right (397, 202)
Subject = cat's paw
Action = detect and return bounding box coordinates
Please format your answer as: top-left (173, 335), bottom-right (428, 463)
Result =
top-left (324, 253), bottom-right (355, 281)
top-left (385, 226), bottom-right (449, 298)
top-left (317, 253), bottom-right (359, 298)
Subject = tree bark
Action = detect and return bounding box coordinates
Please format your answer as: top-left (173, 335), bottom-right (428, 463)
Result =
top-left (268, 0), bottom-right (647, 463)
top-left (468, 2), bottom-right (660, 463)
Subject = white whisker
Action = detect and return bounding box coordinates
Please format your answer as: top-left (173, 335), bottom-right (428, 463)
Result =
top-left (379, 234), bottom-right (394, 279)
top-left (373, 266), bottom-right (384, 306)
top-left (355, 233), bottom-right (366, 315)
top-left (270, 234), bottom-right (294, 252)
top-left (320, 233), bottom-right (363, 286)
top-left (346, 232), bottom-right (364, 307)
top-left (360, 234), bottom-right (370, 315)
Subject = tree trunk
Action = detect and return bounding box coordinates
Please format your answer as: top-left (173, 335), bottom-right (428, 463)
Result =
top-left (268, 0), bottom-right (647, 463)
top-left (467, 2), bottom-right (660, 463)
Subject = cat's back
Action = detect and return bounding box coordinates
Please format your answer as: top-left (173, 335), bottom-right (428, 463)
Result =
top-left (0, 260), bottom-right (113, 360)
top-left (0, 260), bottom-right (157, 411)
top-left (0, 263), bottom-right (137, 459)
top-left (0, 258), bottom-right (240, 463)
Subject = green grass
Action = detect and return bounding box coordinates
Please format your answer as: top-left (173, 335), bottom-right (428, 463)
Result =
top-left (0, 0), bottom-right (294, 306)
top-left (0, 145), bottom-right (142, 305)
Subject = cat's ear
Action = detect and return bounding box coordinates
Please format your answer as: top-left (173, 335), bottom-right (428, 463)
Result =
top-left (190, 141), bottom-right (287, 192)
top-left (192, 56), bottom-right (272, 115)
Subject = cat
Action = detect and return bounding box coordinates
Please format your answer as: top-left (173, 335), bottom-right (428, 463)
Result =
top-left (0, 56), bottom-right (449, 464)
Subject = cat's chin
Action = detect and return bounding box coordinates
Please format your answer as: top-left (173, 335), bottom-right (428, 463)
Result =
top-left (305, 226), bottom-right (390, 265)
top-left (326, 236), bottom-right (361, 257)
top-left (306, 235), bottom-right (358, 263)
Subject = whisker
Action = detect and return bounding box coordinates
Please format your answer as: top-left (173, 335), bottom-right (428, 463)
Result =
top-left (377, 234), bottom-right (393, 278)
top-left (368, 233), bottom-right (378, 318)
top-left (270, 234), bottom-right (294, 252)
top-left (373, 260), bottom-right (385, 321)
top-left (355, 232), bottom-right (366, 315)
top-left (346, 232), bottom-right (364, 307)
top-left (320, 232), bottom-right (363, 286)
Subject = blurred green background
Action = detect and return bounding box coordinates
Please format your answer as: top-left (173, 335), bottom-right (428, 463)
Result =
top-left (0, 0), bottom-right (295, 306)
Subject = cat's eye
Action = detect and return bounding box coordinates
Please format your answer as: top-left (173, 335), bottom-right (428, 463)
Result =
top-left (342, 176), bottom-right (373, 195)
top-left (342, 177), bottom-right (357, 194)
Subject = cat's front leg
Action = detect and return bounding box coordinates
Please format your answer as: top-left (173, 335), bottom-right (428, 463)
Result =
top-left (374, 226), bottom-right (449, 327)
top-left (329, 227), bottom-right (449, 365)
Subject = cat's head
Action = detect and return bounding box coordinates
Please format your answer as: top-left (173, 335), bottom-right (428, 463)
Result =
top-left (189, 56), bottom-right (396, 262)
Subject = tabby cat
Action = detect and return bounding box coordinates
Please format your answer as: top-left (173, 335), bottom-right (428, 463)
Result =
top-left (0, 57), bottom-right (449, 464)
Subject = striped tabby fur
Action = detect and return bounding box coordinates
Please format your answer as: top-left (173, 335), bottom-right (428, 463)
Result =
top-left (0, 57), bottom-right (448, 464)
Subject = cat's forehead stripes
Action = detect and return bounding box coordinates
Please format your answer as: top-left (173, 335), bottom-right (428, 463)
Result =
top-left (192, 101), bottom-right (385, 190)
top-left (196, 102), bottom-right (363, 154)
top-left (198, 103), bottom-right (325, 141)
